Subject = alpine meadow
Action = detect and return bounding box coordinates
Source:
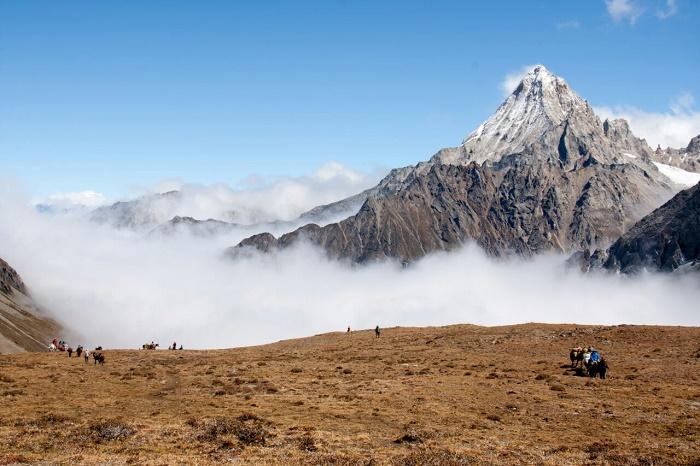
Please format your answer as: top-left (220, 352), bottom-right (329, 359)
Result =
top-left (1, 1), bottom-right (698, 464)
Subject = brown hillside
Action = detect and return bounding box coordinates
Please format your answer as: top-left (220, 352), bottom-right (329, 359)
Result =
top-left (0, 324), bottom-right (698, 465)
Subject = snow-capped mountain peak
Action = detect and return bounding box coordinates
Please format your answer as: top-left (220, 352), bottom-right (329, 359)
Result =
top-left (445, 65), bottom-right (597, 165)
top-left (439, 65), bottom-right (602, 167)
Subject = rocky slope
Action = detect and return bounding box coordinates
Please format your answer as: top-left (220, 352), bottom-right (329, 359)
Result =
top-left (0, 258), bottom-right (59, 353)
top-left (238, 161), bottom-right (666, 262)
top-left (580, 182), bottom-right (700, 273)
top-left (234, 66), bottom-right (674, 262)
top-left (651, 134), bottom-right (700, 173)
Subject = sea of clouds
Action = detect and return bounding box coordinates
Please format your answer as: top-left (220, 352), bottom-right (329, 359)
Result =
top-left (2, 166), bottom-right (699, 350)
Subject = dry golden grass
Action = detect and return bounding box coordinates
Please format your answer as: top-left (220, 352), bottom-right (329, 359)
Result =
top-left (0, 323), bottom-right (698, 465)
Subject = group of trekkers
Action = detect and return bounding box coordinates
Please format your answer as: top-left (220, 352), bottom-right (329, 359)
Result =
top-left (49, 338), bottom-right (104, 364)
top-left (570, 346), bottom-right (608, 379)
top-left (141, 341), bottom-right (183, 350)
top-left (346, 325), bottom-right (381, 338)
top-left (169, 341), bottom-right (183, 350)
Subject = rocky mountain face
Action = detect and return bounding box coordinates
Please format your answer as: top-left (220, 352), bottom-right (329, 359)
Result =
top-left (578, 182), bottom-right (700, 274)
top-left (650, 134), bottom-right (700, 173)
top-left (233, 66), bottom-right (674, 262)
top-left (0, 258), bottom-right (60, 353)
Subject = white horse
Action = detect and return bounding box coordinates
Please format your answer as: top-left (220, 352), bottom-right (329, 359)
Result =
top-left (48, 343), bottom-right (57, 352)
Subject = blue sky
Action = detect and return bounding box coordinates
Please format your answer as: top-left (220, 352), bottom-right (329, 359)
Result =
top-left (1, 0), bottom-right (698, 200)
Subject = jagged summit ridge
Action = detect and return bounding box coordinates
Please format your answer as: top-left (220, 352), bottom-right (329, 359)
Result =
top-left (437, 65), bottom-right (602, 166)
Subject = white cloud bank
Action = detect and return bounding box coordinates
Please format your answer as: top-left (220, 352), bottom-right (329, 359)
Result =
top-left (47, 162), bottom-right (382, 226)
top-left (36, 190), bottom-right (107, 210)
top-left (1, 185), bottom-right (698, 351)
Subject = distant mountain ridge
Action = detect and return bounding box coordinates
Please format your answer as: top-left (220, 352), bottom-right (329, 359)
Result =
top-left (233, 66), bottom-right (676, 262)
top-left (650, 135), bottom-right (700, 173)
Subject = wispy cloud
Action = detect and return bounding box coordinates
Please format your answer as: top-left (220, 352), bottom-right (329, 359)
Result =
top-left (556, 20), bottom-right (581, 30)
top-left (595, 93), bottom-right (700, 149)
top-left (656, 0), bottom-right (678, 19)
top-left (605, 0), bottom-right (644, 24)
top-left (500, 64), bottom-right (537, 97)
top-left (36, 190), bottom-right (107, 211)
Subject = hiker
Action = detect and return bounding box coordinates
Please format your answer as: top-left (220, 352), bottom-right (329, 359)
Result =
top-left (76, 345), bottom-right (83, 358)
top-left (178, 345), bottom-right (183, 350)
top-left (582, 347), bottom-right (592, 367)
top-left (67, 347), bottom-right (73, 358)
top-left (598, 356), bottom-right (608, 379)
top-left (172, 341), bottom-right (177, 351)
top-left (375, 325), bottom-right (381, 338)
top-left (347, 326), bottom-right (351, 333)
top-left (84, 349), bottom-right (90, 363)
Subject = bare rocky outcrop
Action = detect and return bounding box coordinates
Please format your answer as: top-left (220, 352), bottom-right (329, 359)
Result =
top-left (234, 66), bottom-right (674, 262)
top-left (0, 258), bottom-right (60, 353)
top-left (650, 134), bottom-right (700, 173)
top-left (583, 182), bottom-right (700, 273)
top-left (1, 258), bottom-right (26, 295)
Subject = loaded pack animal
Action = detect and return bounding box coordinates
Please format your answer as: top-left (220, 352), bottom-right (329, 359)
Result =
top-left (142, 342), bottom-right (159, 350)
top-left (586, 353), bottom-right (608, 379)
top-left (569, 347), bottom-right (584, 368)
top-left (49, 338), bottom-right (66, 352)
top-left (92, 352), bottom-right (105, 365)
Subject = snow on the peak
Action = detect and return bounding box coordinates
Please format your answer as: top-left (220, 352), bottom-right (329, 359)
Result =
top-left (623, 152), bottom-right (638, 159)
top-left (653, 162), bottom-right (700, 188)
top-left (465, 123), bottom-right (484, 143)
top-left (458, 65), bottom-right (592, 164)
